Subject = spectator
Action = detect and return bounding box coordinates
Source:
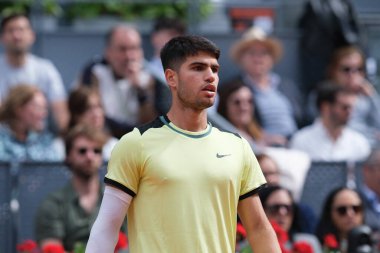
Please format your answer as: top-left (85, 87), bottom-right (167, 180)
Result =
top-left (76, 25), bottom-right (171, 138)
top-left (258, 185), bottom-right (322, 253)
top-left (0, 84), bottom-right (62, 161)
top-left (35, 125), bottom-right (120, 252)
top-left (306, 46), bottom-right (380, 146)
top-left (315, 187), bottom-right (366, 253)
top-left (360, 148), bottom-right (380, 233)
top-left (298, 0), bottom-right (365, 97)
top-left (290, 83), bottom-right (370, 161)
top-left (146, 17), bottom-right (187, 83)
top-left (0, 13), bottom-right (68, 133)
top-left (218, 79), bottom-right (288, 148)
top-left (225, 26), bottom-right (303, 139)
top-left (256, 153), bottom-right (281, 185)
top-left (55, 86), bottom-right (118, 161)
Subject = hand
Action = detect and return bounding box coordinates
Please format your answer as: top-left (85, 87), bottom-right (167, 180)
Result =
top-left (125, 60), bottom-right (143, 87)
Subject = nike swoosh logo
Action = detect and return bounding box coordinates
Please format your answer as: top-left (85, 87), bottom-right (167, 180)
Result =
top-left (216, 153), bottom-right (231, 158)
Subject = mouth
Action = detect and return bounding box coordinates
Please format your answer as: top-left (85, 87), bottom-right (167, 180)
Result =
top-left (202, 84), bottom-right (216, 93)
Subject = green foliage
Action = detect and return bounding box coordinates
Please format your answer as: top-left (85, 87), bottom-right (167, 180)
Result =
top-left (0, 0), bottom-right (62, 17)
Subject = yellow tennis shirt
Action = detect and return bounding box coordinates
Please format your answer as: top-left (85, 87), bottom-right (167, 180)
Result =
top-left (105, 115), bottom-right (266, 253)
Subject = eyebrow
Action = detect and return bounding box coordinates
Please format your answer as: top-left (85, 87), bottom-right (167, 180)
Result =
top-left (189, 61), bottom-right (219, 68)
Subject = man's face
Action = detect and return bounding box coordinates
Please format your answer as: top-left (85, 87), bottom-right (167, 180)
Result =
top-left (239, 43), bottom-right (274, 78)
top-left (328, 93), bottom-right (356, 127)
top-left (334, 53), bottom-right (365, 91)
top-left (66, 136), bottom-right (103, 180)
top-left (167, 52), bottom-right (219, 110)
top-left (1, 16), bottom-right (35, 54)
top-left (105, 28), bottom-right (144, 78)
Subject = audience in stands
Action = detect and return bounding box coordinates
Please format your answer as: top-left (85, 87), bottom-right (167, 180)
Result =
top-left (54, 86), bottom-right (118, 161)
top-left (259, 185), bottom-right (321, 253)
top-left (315, 187), bottom-right (367, 253)
top-left (290, 83), bottom-right (370, 161)
top-left (75, 25), bottom-right (171, 138)
top-left (146, 17), bottom-right (187, 84)
top-left (225, 26), bottom-right (303, 140)
top-left (217, 79), bottom-right (288, 148)
top-left (35, 125), bottom-right (122, 252)
top-left (306, 46), bottom-right (380, 147)
top-left (0, 85), bottom-right (62, 161)
top-left (360, 148), bottom-right (380, 234)
top-left (0, 13), bottom-right (68, 134)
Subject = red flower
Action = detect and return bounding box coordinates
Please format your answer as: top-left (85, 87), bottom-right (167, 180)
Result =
top-left (114, 231), bottom-right (128, 253)
top-left (324, 234), bottom-right (339, 249)
top-left (293, 241), bottom-right (314, 253)
top-left (236, 223), bottom-right (247, 238)
top-left (270, 220), bottom-right (289, 246)
top-left (42, 243), bottom-right (65, 253)
top-left (16, 240), bottom-right (38, 253)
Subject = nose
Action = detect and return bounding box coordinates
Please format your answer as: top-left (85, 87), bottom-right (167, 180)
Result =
top-left (205, 68), bottom-right (217, 83)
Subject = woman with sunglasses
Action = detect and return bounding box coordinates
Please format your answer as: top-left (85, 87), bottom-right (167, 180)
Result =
top-left (315, 186), bottom-right (366, 253)
top-left (259, 185), bottom-right (322, 253)
top-left (306, 46), bottom-right (380, 146)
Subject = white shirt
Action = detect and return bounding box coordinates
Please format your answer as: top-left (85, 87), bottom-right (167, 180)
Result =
top-left (0, 54), bottom-right (66, 102)
top-left (289, 119), bottom-right (370, 162)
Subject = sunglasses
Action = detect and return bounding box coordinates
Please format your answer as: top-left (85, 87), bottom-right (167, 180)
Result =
top-left (266, 204), bottom-right (293, 215)
top-left (77, 147), bottom-right (102, 155)
top-left (339, 66), bottom-right (364, 74)
top-left (334, 205), bottom-right (362, 216)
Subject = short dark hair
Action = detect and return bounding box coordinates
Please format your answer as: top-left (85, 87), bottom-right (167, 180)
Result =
top-left (316, 82), bottom-right (354, 110)
top-left (160, 35), bottom-right (220, 71)
top-left (0, 13), bottom-right (30, 34)
top-left (153, 17), bottom-right (186, 35)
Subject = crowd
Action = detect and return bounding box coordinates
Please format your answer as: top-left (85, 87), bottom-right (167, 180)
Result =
top-left (1, 8), bottom-right (380, 253)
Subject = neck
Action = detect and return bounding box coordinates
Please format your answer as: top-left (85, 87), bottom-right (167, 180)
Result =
top-left (6, 52), bottom-right (27, 67)
top-left (10, 121), bottom-right (28, 141)
top-left (248, 73), bottom-right (269, 89)
top-left (167, 106), bottom-right (208, 132)
top-left (321, 117), bottom-right (343, 141)
top-left (72, 174), bottom-right (99, 196)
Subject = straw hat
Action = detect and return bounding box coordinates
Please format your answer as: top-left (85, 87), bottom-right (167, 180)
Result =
top-left (230, 26), bottom-right (283, 63)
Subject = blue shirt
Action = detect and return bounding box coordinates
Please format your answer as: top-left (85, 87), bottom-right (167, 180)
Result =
top-left (0, 124), bottom-right (62, 162)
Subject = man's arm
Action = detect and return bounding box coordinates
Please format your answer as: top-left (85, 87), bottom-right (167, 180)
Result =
top-left (51, 100), bottom-right (69, 133)
top-left (86, 186), bottom-right (132, 253)
top-left (238, 194), bottom-right (281, 253)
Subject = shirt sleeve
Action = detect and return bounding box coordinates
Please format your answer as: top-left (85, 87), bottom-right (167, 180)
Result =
top-left (42, 60), bottom-right (67, 102)
top-left (239, 138), bottom-right (267, 200)
top-left (104, 128), bottom-right (143, 197)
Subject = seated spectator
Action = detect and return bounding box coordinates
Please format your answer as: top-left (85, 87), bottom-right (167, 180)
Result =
top-left (315, 187), bottom-right (366, 253)
top-left (260, 185), bottom-right (321, 253)
top-left (0, 13), bottom-right (68, 133)
top-left (306, 46), bottom-right (380, 146)
top-left (55, 86), bottom-right (118, 160)
top-left (75, 25), bottom-right (171, 138)
top-left (256, 153), bottom-right (281, 185)
top-left (217, 79), bottom-right (287, 148)
top-left (290, 83), bottom-right (370, 161)
top-left (360, 148), bottom-right (380, 234)
top-left (224, 26), bottom-right (303, 139)
top-left (35, 125), bottom-right (125, 252)
top-left (146, 17), bottom-right (187, 84)
top-left (0, 84), bottom-right (62, 161)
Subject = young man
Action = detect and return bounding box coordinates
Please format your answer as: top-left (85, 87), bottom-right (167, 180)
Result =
top-left (0, 13), bottom-right (68, 133)
top-left (86, 35), bottom-right (281, 253)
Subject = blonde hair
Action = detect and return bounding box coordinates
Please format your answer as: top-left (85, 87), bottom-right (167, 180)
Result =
top-left (0, 84), bottom-right (42, 126)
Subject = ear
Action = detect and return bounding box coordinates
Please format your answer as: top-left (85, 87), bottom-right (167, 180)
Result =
top-left (165, 69), bottom-right (177, 88)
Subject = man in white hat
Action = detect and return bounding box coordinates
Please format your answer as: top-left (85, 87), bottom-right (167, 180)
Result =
top-left (221, 27), bottom-right (304, 143)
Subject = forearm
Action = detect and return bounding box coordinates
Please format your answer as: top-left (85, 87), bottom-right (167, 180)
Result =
top-left (246, 223), bottom-right (281, 253)
top-left (86, 186), bottom-right (131, 253)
